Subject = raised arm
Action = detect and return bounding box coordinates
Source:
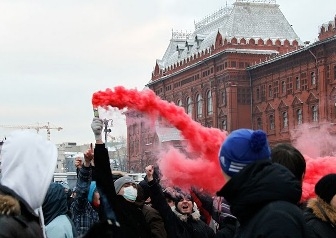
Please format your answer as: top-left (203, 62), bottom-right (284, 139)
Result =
top-left (90, 118), bottom-right (118, 210)
top-left (145, 165), bottom-right (175, 222)
top-left (71, 150), bottom-right (93, 212)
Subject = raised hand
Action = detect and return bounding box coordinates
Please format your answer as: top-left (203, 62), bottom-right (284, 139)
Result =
top-left (83, 149), bottom-right (94, 167)
top-left (145, 165), bottom-right (154, 182)
top-left (91, 117), bottom-right (103, 141)
top-left (75, 157), bottom-right (83, 169)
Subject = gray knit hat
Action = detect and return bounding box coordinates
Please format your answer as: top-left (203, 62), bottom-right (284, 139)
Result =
top-left (114, 176), bottom-right (136, 193)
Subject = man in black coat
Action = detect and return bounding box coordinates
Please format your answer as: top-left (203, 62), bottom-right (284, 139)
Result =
top-left (216, 129), bottom-right (309, 238)
top-left (88, 117), bottom-right (152, 238)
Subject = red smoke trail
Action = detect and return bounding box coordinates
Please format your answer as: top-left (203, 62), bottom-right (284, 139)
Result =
top-left (92, 86), bottom-right (226, 193)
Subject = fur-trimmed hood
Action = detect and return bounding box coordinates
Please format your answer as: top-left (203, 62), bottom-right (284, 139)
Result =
top-left (307, 197), bottom-right (336, 225)
top-left (0, 194), bottom-right (21, 216)
top-left (172, 203), bottom-right (201, 222)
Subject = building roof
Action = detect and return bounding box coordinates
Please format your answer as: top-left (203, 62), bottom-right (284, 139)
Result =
top-left (155, 125), bottom-right (183, 142)
top-left (158, 0), bottom-right (301, 70)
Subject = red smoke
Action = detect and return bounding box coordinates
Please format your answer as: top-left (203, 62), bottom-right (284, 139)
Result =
top-left (92, 86), bottom-right (226, 193)
top-left (92, 86), bottom-right (336, 199)
top-left (293, 124), bottom-right (336, 201)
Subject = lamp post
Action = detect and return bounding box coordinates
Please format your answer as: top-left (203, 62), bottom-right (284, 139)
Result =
top-left (103, 119), bottom-right (113, 148)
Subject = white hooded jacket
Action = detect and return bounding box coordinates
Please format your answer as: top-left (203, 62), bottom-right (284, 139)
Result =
top-left (1, 130), bottom-right (57, 214)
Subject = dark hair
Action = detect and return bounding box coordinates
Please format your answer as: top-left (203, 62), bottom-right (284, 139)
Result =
top-left (271, 143), bottom-right (306, 183)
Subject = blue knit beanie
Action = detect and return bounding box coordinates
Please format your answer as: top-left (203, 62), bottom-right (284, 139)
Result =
top-left (219, 129), bottom-right (271, 177)
top-left (88, 181), bottom-right (97, 203)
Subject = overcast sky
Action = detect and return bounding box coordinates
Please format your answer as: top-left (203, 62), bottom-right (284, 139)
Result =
top-left (0, 0), bottom-right (335, 145)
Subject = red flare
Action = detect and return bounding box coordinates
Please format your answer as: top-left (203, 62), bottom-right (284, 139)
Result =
top-left (92, 86), bottom-right (226, 193)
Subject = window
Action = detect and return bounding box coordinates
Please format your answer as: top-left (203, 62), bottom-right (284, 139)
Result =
top-left (296, 77), bottom-right (300, 90)
top-left (257, 118), bottom-right (262, 130)
top-left (222, 91), bottom-right (227, 105)
top-left (282, 81), bottom-right (286, 94)
top-left (282, 111), bottom-right (288, 128)
top-left (177, 100), bottom-right (182, 107)
top-left (256, 88), bottom-right (260, 100)
top-left (269, 115), bottom-right (275, 130)
top-left (261, 85), bottom-right (266, 100)
top-left (207, 91), bottom-right (213, 115)
top-left (187, 97), bottom-right (193, 116)
top-left (311, 72), bottom-right (316, 85)
top-left (197, 94), bottom-right (203, 117)
top-left (312, 105), bottom-right (318, 122)
top-left (268, 85), bottom-right (273, 98)
top-left (222, 117), bottom-right (227, 131)
top-left (297, 109), bottom-right (303, 125)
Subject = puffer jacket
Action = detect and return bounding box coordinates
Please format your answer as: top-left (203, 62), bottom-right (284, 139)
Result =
top-left (304, 197), bottom-right (336, 238)
top-left (0, 186), bottom-right (43, 238)
top-left (216, 161), bottom-right (309, 238)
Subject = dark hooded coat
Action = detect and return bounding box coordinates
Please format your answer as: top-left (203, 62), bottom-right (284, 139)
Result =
top-left (216, 161), bottom-right (309, 238)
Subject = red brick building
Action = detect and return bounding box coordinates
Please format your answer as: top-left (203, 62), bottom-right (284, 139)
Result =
top-left (248, 23), bottom-right (336, 146)
top-left (126, 0), bottom-right (336, 171)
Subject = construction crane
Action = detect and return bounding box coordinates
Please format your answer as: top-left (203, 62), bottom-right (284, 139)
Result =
top-left (0, 122), bottom-right (63, 140)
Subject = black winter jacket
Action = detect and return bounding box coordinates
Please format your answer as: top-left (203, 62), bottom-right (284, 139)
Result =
top-left (216, 161), bottom-right (309, 238)
top-left (0, 185), bottom-right (43, 238)
top-left (93, 143), bottom-right (152, 238)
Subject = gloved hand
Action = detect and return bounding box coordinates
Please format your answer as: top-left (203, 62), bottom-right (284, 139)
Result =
top-left (91, 117), bottom-right (103, 141)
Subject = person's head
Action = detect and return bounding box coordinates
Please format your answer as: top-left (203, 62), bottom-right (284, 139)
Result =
top-left (114, 176), bottom-right (137, 202)
top-left (219, 129), bottom-right (271, 181)
top-left (271, 143), bottom-right (306, 184)
top-left (42, 183), bottom-right (68, 225)
top-left (163, 187), bottom-right (177, 208)
top-left (58, 180), bottom-right (70, 194)
top-left (174, 189), bottom-right (194, 215)
top-left (0, 130), bottom-right (57, 212)
top-left (315, 173), bottom-right (336, 208)
top-left (88, 181), bottom-right (100, 208)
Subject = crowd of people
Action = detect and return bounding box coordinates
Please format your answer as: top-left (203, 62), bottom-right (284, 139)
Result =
top-left (0, 118), bottom-right (335, 237)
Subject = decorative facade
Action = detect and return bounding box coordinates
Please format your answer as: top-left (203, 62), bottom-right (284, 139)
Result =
top-left (126, 0), bottom-right (336, 171)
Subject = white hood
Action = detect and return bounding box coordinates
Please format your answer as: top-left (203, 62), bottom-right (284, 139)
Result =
top-left (0, 130), bottom-right (57, 212)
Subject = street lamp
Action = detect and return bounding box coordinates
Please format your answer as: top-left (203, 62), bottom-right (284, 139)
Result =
top-left (103, 119), bottom-right (113, 147)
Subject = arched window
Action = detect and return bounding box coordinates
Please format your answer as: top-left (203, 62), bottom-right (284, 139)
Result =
top-left (177, 100), bottom-right (182, 107)
top-left (283, 111), bottom-right (288, 128)
top-left (197, 94), bottom-right (203, 117)
top-left (187, 97), bottom-right (193, 116)
top-left (268, 85), bottom-right (273, 98)
top-left (269, 115), bottom-right (275, 130)
top-left (257, 118), bottom-right (262, 130)
top-left (207, 91), bottom-right (213, 115)
top-left (312, 105), bottom-right (318, 122)
top-left (297, 109), bottom-right (303, 125)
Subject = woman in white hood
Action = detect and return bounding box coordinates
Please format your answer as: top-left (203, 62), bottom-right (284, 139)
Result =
top-left (0, 130), bottom-right (57, 238)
